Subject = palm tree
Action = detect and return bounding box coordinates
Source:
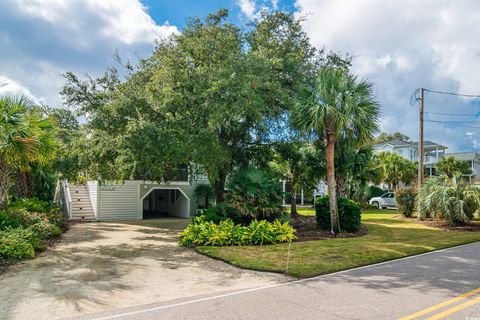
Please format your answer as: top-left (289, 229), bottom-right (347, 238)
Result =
top-left (0, 95), bottom-right (56, 208)
top-left (436, 156), bottom-right (471, 179)
top-left (295, 67), bottom-right (380, 234)
top-left (419, 175), bottom-right (480, 225)
top-left (377, 151), bottom-right (416, 190)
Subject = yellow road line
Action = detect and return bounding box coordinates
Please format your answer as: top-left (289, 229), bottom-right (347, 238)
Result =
top-left (399, 287), bottom-right (480, 320)
top-left (425, 296), bottom-right (480, 320)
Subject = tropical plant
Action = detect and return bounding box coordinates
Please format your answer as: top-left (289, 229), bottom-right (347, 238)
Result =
top-left (436, 156), bottom-right (472, 179)
top-left (227, 168), bottom-right (284, 222)
top-left (419, 175), bottom-right (480, 225)
top-left (270, 142), bottom-right (316, 216)
top-left (194, 184), bottom-right (214, 209)
top-left (315, 196), bottom-right (362, 233)
top-left (294, 67), bottom-right (380, 234)
top-left (377, 151), bottom-right (416, 190)
top-left (179, 216), bottom-right (296, 246)
top-left (374, 132), bottom-right (410, 144)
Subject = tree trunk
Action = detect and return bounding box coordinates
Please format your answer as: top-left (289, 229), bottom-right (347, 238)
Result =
top-left (290, 185), bottom-right (298, 217)
top-left (0, 157), bottom-right (10, 211)
top-left (326, 138), bottom-right (340, 235)
top-left (15, 170), bottom-right (33, 199)
top-left (213, 169), bottom-right (227, 204)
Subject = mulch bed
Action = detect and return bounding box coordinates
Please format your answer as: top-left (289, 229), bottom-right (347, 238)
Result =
top-left (291, 215), bottom-right (368, 241)
top-left (396, 215), bottom-right (480, 231)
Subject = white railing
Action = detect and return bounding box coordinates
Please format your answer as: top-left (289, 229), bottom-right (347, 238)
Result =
top-left (56, 180), bottom-right (72, 220)
top-left (424, 156), bottom-right (439, 164)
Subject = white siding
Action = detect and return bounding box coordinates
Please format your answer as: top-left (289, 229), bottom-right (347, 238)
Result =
top-left (98, 182), bottom-right (141, 220)
top-left (86, 181), bottom-right (98, 218)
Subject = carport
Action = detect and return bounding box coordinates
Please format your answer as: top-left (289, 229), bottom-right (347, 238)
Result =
top-left (141, 187), bottom-right (190, 219)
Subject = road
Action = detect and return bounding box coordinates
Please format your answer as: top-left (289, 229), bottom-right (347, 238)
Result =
top-left (70, 242), bottom-right (480, 320)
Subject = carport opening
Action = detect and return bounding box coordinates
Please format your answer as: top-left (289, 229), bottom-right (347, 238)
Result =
top-left (142, 189), bottom-right (189, 219)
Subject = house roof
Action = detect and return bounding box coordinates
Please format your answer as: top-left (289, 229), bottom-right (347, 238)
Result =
top-left (373, 139), bottom-right (447, 150)
top-left (446, 152), bottom-right (479, 162)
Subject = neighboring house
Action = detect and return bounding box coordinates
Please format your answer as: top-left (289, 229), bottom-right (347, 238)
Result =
top-left (56, 172), bottom-right (210, 221)
top-left (372, 139), bottom-right (448, 176)
top-left (281, 180), bottom-right (327, 205)
top-left (446, 152), bottom-right (480, 181)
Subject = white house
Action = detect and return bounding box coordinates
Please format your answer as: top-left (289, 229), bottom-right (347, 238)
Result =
top-left (372, 139), bottom-right (448, 176)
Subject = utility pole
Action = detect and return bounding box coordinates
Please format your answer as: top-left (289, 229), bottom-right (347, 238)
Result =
top-left (417, 88), bottom-right (424, 221)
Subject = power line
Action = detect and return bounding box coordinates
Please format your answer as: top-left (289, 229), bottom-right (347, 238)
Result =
top-left (425, 119), bottom-right (480, 129)
top-left (424, 88), bottom-right (480, 98)
top-left (425, 111), bottom-right (479, 117)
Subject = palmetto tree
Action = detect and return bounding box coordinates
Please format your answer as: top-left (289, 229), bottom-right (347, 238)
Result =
top-left (0, 95), bottom-right (56, 208)
top-left (436, 156), bottom-right (471, 179)
top-left (419, 175), bottom-right (480, 225)
top-left (295, 67), bottom-right (380, 234)
top-left (377, 151), bottom-right (416, 190)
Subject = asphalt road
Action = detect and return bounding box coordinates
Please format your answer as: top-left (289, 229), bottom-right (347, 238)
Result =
top-left (70, 242), bottom-right (480, 320)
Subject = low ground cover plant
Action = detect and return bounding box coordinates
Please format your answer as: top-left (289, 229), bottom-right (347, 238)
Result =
top-left (179, 216), bottom-right (296, 246)
top-left (316, 196), bottom-right (362, 232)
top-left (0, 198), bottom-right (66, 261)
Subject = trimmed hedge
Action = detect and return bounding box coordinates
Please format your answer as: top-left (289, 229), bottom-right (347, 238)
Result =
top-left (179, 216), bottom-right (297, 246)
top-left (395, 188), bottom-right (417, 217)
top-left (315, 196), bottom-right (362, 233)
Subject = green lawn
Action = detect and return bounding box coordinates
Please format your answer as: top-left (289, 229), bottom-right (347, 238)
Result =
top-left (197, 210), bottom-right (480, 278)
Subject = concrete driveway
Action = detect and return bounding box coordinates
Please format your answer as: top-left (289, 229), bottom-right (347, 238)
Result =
top-left (0, 219), bottom-right (288, 320)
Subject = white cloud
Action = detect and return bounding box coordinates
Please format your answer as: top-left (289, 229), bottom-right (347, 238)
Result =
top-left (237, 0), bottom-right (256, 19)
top-left (0, 0), bottom-right (178, 106)
top-left (295, 0), bottom-right (480, 151)
top-left (0, 75), bottom-right (42, 104)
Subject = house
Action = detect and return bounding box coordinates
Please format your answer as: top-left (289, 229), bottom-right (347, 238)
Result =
top-left (372, 139), bottom-right (448, 176)
top-left (446, 152), bottom-right (480, 181)
top-left (56, 173), bottom-right (209, 221)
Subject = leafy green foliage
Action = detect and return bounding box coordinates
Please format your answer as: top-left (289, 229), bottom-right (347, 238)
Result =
top-left (315, 196), bottom-right (362, 232)
top-left (179, 216), bottom-right (296, 246)
top-left (374, 132), bottom-right (410, 144)
top-left (194, 184), bottom-right (214, 209)
top-left (0, 228), bottom-right (35, 260)
top-left (365, 185), bottom-right (386, 200)
top-left (10, 198), bottom-right (52, 213)
top-left (377, 151), bottom-right (417, 190)
top-left (436, 156), bottom-right (472, 178)
top-left (395, 188), bottom-right (417, 217)
top-left (419, 176), bottom-right (480, 225)
top-left (227, 168), bottom-right (284, 222)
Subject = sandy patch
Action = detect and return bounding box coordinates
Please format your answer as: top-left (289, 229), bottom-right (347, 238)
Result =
top-left (0, 219), bottom-right (288, 320)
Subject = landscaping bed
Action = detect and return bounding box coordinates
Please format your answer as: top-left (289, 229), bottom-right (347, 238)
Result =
top-left (292, 215), bottom-right (368, 241)
top-left (396, 215), bottom-right (480, 231)
top-left (197, 209), bottom-right (480, 278)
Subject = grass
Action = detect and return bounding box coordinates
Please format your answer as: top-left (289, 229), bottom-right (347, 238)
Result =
top-left (197, 209), bottom-right (480, 278)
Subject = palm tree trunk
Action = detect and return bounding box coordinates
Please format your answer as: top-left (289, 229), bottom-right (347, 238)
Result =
top-left (15, 170), bottom-right (32, 199)
top-left (290, 185), bottom-right (298, 217)
top-left (0, 157), bottom-right (10, 210)
top-left (326, 138), bottom-right (340, 235)
top-left (213, 169), bottom-right (227, 204)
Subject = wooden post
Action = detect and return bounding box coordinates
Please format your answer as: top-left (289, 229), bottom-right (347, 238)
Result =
top-left (417, 88), bottom-right (424, 220)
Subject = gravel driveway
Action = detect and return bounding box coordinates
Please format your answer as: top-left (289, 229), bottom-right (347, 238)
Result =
top-left (0, 219), bottom-right (288, 320)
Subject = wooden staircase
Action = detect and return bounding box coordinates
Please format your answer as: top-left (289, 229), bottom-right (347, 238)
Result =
top-left (70, 185), bottom-right (96, 221)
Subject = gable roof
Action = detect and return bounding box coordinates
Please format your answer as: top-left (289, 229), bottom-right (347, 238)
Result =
top-left (446, 152), bottom-right (479, 162)
top-left (373, 139), bottom-right (447, 150)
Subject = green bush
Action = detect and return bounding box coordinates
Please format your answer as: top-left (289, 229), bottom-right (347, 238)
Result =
top-left (365, 185), bottom-right (386, 200)
top-left (10, 198), bottom-right (52, 213)
top-left (315, 196), bottom-right (362, 233)
top-left (359, 202), bottom-right (377, 210)
top-left (45, 208), bottom-right (67, 229)
top-left (395, 188), bottom-right (417, 217)
top-left (179, 216), bottom-right (297, 246)
top-left (0, 209), bottom-right (31, 230)
top-left (0, 229), bottom-right (36, 260)
top-left (28, 220), bottom-right (61, 239)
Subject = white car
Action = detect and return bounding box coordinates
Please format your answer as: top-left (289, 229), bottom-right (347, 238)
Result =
top-left (369, 192), bottom-right (397, 209)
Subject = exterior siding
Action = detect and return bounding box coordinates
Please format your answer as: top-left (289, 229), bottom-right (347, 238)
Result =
top-left (98, 182), bottom-right (141, 220)
top-left (86, 181), bottom-right (98, 218)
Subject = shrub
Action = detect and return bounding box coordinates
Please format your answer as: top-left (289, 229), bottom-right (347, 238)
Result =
top-left (315, 196), bottom-right (362, 233)
top-left (227, 168), bottom-right (284, 223)
top-left (10, 198), bottom-right (52, 213)
top-left (365, 185), bottom-right (386, 200)
top-left (0, 209), bottom-right (31, 230)
top-left (359, 202), bottom-right (377, 210)
top-left (0, 229), bottom-right (36, 260)
top-left (395, 188), bottom-right (417, 217)
top-left (45, 208), bottom-right (67, 229)
top-left (179, 216), bottom-right (296, 246)
top-left (28, 221), bottom-right (61, 239)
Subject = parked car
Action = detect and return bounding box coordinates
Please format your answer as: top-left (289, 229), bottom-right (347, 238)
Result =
top-left (369, 192), bottom-right (397, 209)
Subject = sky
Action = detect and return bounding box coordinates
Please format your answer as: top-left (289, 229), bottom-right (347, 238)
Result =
top-left (1, 0), bottom-right (480, 152)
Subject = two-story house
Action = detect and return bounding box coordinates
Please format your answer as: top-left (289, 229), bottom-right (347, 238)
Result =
top-left (446, 152), bottom-right (480, 182)
top-left (372, 139), bottom-right (448, 176)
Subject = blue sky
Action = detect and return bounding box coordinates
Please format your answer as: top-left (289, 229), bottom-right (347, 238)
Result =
top-left (0, 0), bottom-right (479, 152)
